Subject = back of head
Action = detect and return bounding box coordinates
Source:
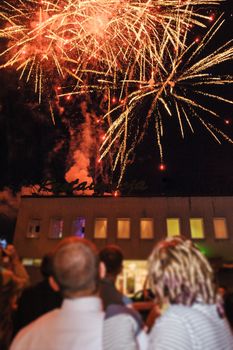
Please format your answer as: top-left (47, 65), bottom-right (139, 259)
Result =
top-left (99, 245), bottom-right (123, 277)
top-left (40, 253), bottom-right (54, 279)
top-left (52, 237), bottom-right (99, 298)
top-left (148, 237), bottom-right (216, 306)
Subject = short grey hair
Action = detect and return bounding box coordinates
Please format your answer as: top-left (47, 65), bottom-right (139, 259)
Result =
top-left (53, 237), bottom-right (99, 297)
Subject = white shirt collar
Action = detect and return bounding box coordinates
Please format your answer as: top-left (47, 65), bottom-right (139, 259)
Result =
top-left (62, 296), bottom-right (103, 312)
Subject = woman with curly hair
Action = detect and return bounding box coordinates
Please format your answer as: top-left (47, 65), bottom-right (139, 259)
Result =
top-left (147, 237), bottom-right (233, 350)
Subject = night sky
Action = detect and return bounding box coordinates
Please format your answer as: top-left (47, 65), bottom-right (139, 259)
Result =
top-left (0, 0), bottom-right (233, 235)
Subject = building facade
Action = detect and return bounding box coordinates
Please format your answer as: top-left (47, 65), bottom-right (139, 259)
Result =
top-left (14, 195), bottom-right (233, 293)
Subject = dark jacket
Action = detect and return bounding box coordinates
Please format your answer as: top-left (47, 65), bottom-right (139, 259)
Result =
top-left (13, 279), bottom-right (62, 335)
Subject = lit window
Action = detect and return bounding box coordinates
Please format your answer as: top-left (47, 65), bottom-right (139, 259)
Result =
top-left (140, 219), bottom-right (154, 239)
top-left (117, 219), bottom-right (130, 239)
top-left (71, 217), bottom-right (85, 238)
top-left (94, 219), bottom-right (107, 239)
top-left (117, 260), bottom-right (148, 296)
top-left (27, 219), bottom-right (41, 238)
top-left (190, 218), bottom-right (204, 239)
top-left (166, 218), bottom-right (180, 237)
top-left (22, 258), bottom-right (42, 267)
top-left (48, 218), bottom-right (63, 239)
top-left (213, 218), bottom-right (228, 239)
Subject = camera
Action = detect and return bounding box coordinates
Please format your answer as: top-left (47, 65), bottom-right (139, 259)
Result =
top-left (0, 239), bottom-right (8, 250)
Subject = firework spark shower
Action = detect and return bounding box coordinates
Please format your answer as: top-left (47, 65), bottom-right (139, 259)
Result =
top-left (0, 0), bottom-right (220, 86)
top-left (0, 0), bottom-right (232, 185)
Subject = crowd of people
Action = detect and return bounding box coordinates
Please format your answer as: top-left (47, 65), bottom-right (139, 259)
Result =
top-left (0, 236), bottom-right (233, 350)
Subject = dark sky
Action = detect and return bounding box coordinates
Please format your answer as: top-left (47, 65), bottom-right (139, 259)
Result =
top-left (0, 0), bottom-right (233, 198)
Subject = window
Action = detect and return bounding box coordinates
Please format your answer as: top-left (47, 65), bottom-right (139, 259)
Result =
top-left (140, 219), bottom-right (154, 239)
top-left (166, 218), bottom-right (180, 237)
top-left (117, 219), bottom-right (130, 239)
top-left (48, 218), bottom-right (63, 239)
top-left (190, 218), bottom-right (204, 239)
top-left (117, 260), bottom-right (148, 296)
top-left (94, 219), bottom-right (107, 239)
top-left (27, 219), bottom-right (41, 238)
top-left (22, 258), bottom-right (42, 267)
top-left (213, 218), bottom-right (228, 239)
top-left (71, 217), bottom-right (85, 238)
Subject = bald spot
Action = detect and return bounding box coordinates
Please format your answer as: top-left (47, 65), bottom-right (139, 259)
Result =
top-left (53, 238), bottom-right (99, 297)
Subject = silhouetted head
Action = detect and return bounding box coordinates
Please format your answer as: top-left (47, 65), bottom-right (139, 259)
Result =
top-left (99, 245), bottom-right (123, 278)
top-left (40, 253), bottom-right (54, 279)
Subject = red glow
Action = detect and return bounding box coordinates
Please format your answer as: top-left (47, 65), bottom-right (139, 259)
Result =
top-left (113, 190), bottom-right (119, 197)
top-left (208, 14), bottom-right (215, 22)
top-left (224, 119), bottom-right (231, 125)
top-left (66, 95), bottom-right (71, 101)
top-left (102, 134), bottom-right (106, 140)
top-left (159, 163), bottom-right (166, 171)
top-left (194, 37), bottom-right (200, 43)
top-left (112, 97), bottom-right (117, 103)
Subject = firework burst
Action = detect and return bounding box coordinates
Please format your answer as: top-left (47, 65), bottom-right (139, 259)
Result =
top-left (0, 0), bottom-right (232, 186)
top-left (0, 1), bottom-right (71, 102)
top-left (0, 0), bottom-right (223, 98)
top-left (100, 15), bottom-right (233, 184)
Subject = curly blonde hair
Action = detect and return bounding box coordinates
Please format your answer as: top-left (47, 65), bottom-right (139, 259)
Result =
top-left (148, 237), bottom-right (217, 307)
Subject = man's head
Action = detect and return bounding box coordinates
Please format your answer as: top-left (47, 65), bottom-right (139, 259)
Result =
top-left (148, 237), bottom-right (216, 306)
top-left (99, 245), bottom-right (123, 279)
top-left (51, 237), bottom-right (100, 298)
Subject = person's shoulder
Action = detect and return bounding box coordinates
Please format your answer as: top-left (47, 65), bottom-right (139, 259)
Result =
top-left (152, 303), bottom-right (223, 334)
top-left (163, 303), bottom-right (201, 318)
top-left (104, 304), bottom-right (144, 338)
top-left (10, 309), bottom-right (59, 349)
top-left (167, 302), bottom-right (219, 322)
top-left (150, 304), bottom-right (196, 335)
top-left (31, 306), bottom-right (59, 324)
top-left (149, 306), bottom-right (194, 350)
top-left (105, 304), bottom-right (143, 324)
top-left (103, 305), bottom-right (148, 350)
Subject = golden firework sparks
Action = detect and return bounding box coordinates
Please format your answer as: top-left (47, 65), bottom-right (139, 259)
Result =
top-left (100, 15), bottom-right (233, 185)
top-left (0, 0), bottom-right (222, 97)
top-left (0, 0), bottom-right (232, 185)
